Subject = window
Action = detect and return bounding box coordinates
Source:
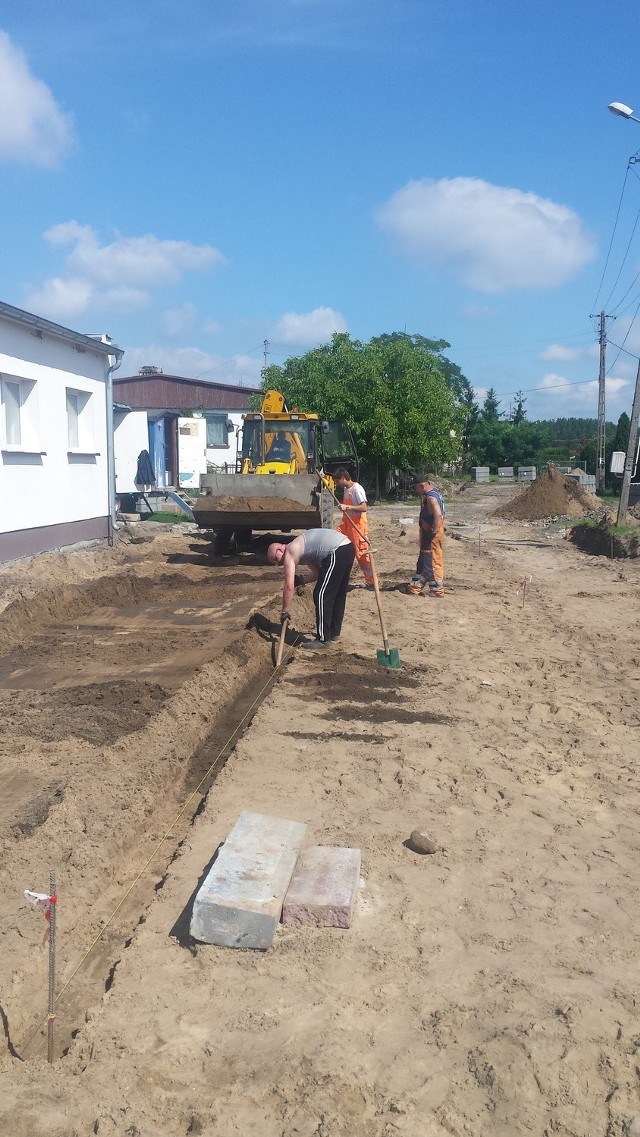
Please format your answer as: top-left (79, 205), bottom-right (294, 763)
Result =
top-left (206, 413), bottom-right (230, 448)
top-left (1, 376), bottom-right (40, 451)
top-left (2, 380), bottom-right (22, 445)
top-left (66, 389), bottom-right (80, 448)
top-left (66, 388), bottom-right (94, 451)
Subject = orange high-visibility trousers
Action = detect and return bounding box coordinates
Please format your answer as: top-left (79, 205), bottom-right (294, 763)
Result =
top-left (338, 514), bottom-right (374, 585)
top-left (412, 525), bottom-right (445, 593)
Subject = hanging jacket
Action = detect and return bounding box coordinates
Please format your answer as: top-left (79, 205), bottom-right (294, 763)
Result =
top-left (135, 449), bottom-right (156, 486)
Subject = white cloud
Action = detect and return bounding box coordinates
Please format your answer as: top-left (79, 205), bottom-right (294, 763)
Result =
top-left (202, 318), bottom-right (222, 335)
top-left (26, 222), bottom-right (226, 319)
top-left (160, 303), bottom-right (198, 338)
top-left (0, 31), bottom-right (73, 165)
top-left (274, 306), bottom-right (348, 346)
top-left (540, 343), bottom-right (583, 362)
top-left (376, 177), bottom-right (596, 293)
top-left (538, 371), bottom-right (579, 393)
top-left (120, 346), bottom-right (262, 387)
top-left (464, 303), bottom-right (496, 320)
top-left (537, 370), bottom-right (629, 401)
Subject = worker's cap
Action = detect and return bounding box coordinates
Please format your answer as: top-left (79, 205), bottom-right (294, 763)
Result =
top-left (412, 474), bottom-right (432, 485)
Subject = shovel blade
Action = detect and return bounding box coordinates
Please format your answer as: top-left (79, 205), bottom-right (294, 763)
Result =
top-left (376, 646), bottom-right (401, 669)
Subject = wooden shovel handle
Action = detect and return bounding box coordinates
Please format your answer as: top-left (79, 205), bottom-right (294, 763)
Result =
top-left (275, 618), bottom-right (289, 667)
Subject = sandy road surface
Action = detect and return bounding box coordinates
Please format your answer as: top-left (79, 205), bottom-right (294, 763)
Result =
top-left (2, 491), bottom-right (640, 1137)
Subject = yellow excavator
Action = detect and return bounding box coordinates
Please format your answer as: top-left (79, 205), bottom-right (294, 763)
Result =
top-left (192, 390), bottom-right (359, 554)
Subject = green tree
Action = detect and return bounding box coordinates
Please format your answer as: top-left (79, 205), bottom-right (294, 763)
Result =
top-left (259, 332), bottom-right (462, 482)
top-left (612, 411), bottom-right (630, 455)
top-left (468, 418), bottom-right (504, 467)
top-left (481, 387), bottom-right (502, 422)
top-left (512, 390), bottom-right (527, 424)
top-left (370, 331), bottom-right (477, 465)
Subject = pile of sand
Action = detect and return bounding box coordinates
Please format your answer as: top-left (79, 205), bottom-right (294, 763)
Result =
top-left (492, 466), bottom-right (600, 521)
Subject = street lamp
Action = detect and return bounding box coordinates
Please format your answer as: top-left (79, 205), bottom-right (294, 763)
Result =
top-left (609, 101), bottom-right (640, 123)
top-left (607, 100), bottom-right (640, 522)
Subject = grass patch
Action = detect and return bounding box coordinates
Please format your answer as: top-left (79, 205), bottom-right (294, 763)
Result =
top-left (572, 517), bottom-right (638, 539)
top-left (143, 511), bottom-right (188, 524)
top-left (570, 516), bottom-right (640, 557)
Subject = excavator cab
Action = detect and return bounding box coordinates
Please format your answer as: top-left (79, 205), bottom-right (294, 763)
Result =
top-left (320, 420), bottom-right (359, 482)
top-left (239, 416), bottom-right (319, 476)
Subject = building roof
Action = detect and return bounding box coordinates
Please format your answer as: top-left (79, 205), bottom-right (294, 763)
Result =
top-left (112, 371), bottom-right (260, 412)
top-left (0, 300), bottom-right (123, 359)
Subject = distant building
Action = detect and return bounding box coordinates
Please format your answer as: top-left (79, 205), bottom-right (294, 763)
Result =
top-left (112, 368), bottom-right (260, 490)
top-left (0, 301), bottom-right (122, 563)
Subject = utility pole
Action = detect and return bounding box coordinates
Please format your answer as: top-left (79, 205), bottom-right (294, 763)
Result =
top-left (616, 358), bottom-right (640, 525)
top-left (263, 339), bottom-right (269, 373)
top-left (595, 310), bottom-right (607, 494)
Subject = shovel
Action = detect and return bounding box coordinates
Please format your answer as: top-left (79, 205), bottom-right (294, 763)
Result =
top-left (275, 615), bottom-right (289, 668)
top-left (317, 473), bottom-right (401, 669)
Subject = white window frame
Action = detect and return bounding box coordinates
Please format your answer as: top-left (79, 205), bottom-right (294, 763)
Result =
top-left (66, 387), bottom-right (98, 455)
top-left (1, 375), bottom-right (42, 453)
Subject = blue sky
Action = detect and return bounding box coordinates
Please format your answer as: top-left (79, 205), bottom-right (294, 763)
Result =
top-left (3, 0), bottom-right (640, 422)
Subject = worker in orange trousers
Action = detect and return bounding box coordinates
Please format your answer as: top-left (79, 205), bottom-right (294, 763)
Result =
top-left (407, 474), bottom-right (445, 597)
top-left (334, 468), bottom-right (376, 588)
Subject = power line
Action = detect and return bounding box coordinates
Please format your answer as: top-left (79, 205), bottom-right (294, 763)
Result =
top-left (193, 344), bottom-right (264, 381)
top-left (592, 162), bottom-right (633, 312)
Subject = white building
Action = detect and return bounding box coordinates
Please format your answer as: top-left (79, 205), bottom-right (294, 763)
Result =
top-left (112, 370), bottom-right (260, 490)
top-left (0, 301), bottom-right (123, 563)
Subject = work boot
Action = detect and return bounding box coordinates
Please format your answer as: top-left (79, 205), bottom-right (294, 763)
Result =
top-left (407, 576), bottom-right (425, 595)
top-left (300, 638), bottom-right (331, 650)
top-left (427, 588), bottom-right (445, 598)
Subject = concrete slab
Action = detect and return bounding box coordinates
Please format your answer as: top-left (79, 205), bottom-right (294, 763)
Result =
top-left (190, 811), bottom-right (307, 949)
top-left (282, 845), bottom-right (361, 928)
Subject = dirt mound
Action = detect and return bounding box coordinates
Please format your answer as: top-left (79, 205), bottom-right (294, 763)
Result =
top-left (492, 466), bottom-right (600, 521)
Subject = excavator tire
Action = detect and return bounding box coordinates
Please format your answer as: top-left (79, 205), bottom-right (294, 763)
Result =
top-left (214, 527), bottom-right (237, 556)
top-left (235, 527), bottom-right (253, 551)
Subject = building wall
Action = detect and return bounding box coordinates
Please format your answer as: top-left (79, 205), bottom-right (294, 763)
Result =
top-left (114, 409), bottom-right (150, 494)
top-left (0, 332), bottom-right (110, 557)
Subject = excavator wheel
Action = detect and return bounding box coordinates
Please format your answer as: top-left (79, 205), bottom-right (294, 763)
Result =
top-left (214, 527), bottom-right (237, 556)
top-left (235, 527), bottom-right (253, 552)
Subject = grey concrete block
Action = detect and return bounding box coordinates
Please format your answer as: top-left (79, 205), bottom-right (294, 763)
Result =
top-left (190, 811), bottom-right (307, 949)
top-left (282, 845), bottom-right (361, 928)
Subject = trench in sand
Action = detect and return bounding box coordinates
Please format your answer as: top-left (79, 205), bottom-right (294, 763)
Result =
top-left (0, 565), bottom-right (296, 1063)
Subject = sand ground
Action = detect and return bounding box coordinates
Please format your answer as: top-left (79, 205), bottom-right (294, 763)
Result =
top-left (1, 487), bottom-right (640, 1137)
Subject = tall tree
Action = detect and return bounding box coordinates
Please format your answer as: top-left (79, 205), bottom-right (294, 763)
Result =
top-left (612, 411), bottom-right (631, 455)
top-left (370, 331), bottom-right (477, 464)
top-left (481, 387), bottom-right (502, 422)
top-left (512, 390), bottom-right (527, 424)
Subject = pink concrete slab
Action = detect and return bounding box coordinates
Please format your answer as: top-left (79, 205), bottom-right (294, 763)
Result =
top-left (282, 845), bottom-right (361, 928)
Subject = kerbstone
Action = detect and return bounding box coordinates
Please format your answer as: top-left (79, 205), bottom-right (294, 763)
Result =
top-left (282, 845), bottom-right (361, 928)
top-left (190, 811), bottom-right (307, 949)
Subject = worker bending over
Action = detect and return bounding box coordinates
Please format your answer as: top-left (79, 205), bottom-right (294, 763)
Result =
top-left (268, 529), bottom-right (355, 650)
top-left (407, 475), bottom-right (445, 597)
top-left (334, 468), bottom-right (375, 588)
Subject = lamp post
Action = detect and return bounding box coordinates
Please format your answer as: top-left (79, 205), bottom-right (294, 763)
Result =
top-left (609, 101), bottom-right (640, 123)
top-left (608, 101), bottom-right (640, 523)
